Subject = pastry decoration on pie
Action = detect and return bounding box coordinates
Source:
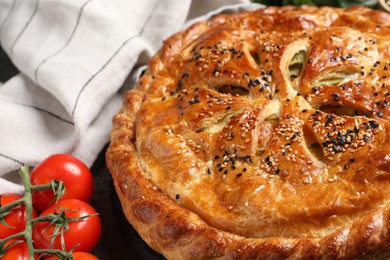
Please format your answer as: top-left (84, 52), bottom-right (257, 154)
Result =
top-left (106, 5), bottom-right (390, 259)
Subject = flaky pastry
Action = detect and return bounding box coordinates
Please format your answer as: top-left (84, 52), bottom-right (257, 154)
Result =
top-left (106, 5), bottom-right (390, 259)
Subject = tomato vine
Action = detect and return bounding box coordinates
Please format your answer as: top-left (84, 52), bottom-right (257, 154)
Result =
top-left (0, 165), bottom-right (99, 260)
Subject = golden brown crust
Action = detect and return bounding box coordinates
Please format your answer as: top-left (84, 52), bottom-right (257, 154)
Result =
top-left (106, 5), bottom-right (390, 259)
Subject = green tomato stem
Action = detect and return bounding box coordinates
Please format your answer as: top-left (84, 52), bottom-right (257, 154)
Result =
top-left (32, 179), bottom-right (66, 205)
top-left (0, 231), bottom-right (25, 243)
top-left (30, 183), bottom-right (52, 192)
top-left (0, 198), bottom-right (25, 215)
top-left (30, 213), bottom-right (65, 223)
top-left (34, 248), bottom-right (73, 259)
top-left (0, 237), bottom-right (25, 258)
top-left (19, 165), bottom-right (35, 260)
top-left (0, 231), bottom-right (26, 257)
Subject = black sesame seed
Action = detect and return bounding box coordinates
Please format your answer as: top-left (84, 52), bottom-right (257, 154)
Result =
top-left (331, 93), bottom-right (340, 101)
top-left (368, 120), bottom-right (379, 129)
top-left (181, 73), bottom-right (189, 79)
top-left (248, 79), bottom-right (261, 88)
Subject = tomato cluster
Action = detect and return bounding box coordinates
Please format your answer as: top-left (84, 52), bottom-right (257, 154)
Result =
top-left (0, 154), bottom-right (101, 259)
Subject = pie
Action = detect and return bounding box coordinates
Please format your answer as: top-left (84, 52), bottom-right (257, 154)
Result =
top-left (106, 5), bottom-right (390, 259)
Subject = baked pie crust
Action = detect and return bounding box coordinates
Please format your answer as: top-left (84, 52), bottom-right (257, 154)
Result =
top-left (106, 5), bottom-right (390, 259)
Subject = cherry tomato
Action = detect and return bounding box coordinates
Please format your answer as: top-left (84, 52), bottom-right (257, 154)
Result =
top-left (0, 193), bottom-right (37, 239)
top-left (47, 252), bottom-right (99, 260)
top-left (30, 154), bottom-right (93, 212)
top-left (1, 240), bottom-right (38, 260)
top-left (72, 252), bottom-right (99, 260)
top-left (32, 199), bottom-right (101, 252)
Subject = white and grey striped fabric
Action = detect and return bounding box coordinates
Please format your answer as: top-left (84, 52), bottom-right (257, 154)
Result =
top-left (0, 0), bottom-right (262, 193)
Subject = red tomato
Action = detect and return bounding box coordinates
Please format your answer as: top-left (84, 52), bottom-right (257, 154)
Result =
top-left (1, 240), bottom-right (38, 260)
top-left (72, 252), bottom-right (99, 260)
top-left (47, 252), bottom-right (99, 260)
top-left (0, 193), bottom-right (37, 239)
top-left (32, 199), bottom-right (101, 253)
top-left (30, 154), bottom-right (93, 212)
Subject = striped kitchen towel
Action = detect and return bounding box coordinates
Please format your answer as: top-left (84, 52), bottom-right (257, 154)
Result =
top-left (0, 0), bottom-right (259, 193)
